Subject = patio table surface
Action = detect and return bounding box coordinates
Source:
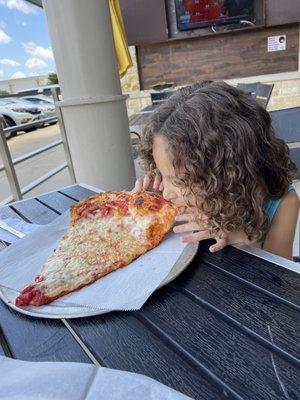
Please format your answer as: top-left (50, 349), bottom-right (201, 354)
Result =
top-left (0, 183), bottom-right (299, 400)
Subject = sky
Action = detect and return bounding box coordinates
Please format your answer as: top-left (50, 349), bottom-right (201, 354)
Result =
top-left (0, 0), bottom-right (55, 81)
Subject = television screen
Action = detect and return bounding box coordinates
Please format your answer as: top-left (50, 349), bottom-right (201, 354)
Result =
top-left (175, 0), bottom-right (255, 31)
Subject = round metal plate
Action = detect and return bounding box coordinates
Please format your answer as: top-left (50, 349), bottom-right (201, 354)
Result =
top-left (0, 242), bottom-right (198, 319)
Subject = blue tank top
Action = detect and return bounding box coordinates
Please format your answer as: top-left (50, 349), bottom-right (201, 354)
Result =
top-left (264, 185), bottom-right (295, 222)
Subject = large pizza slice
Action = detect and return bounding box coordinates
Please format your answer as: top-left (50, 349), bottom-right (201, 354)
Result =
top-left (15, 191), bottom-right (177, 307)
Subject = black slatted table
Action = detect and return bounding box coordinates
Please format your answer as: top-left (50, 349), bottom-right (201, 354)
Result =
top-left (0, 184), bottom-right (299, 400)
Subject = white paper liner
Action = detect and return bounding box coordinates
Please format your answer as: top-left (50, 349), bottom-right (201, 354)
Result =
top-left (0, 356), bottom-right (192, 399)
top-left (0, 212), bottom-right (189, 314)
top-left (0, 218), bottom-right (39, 244)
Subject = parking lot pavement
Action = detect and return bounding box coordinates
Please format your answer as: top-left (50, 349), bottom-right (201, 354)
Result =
top-left (0, 123), bottom-right (72, 203)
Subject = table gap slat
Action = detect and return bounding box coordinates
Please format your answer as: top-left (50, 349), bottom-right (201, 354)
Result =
top-left (61, 319), bottom-right (102, 367)
top-left (6, 206), bottom-right (31, 223)
top-left (138, 286), bottom-right (300, 400)
top-left (57, 191), bottom-right (80, 202)
top-left (198, 241), bottom-right (300, 305)
top-left (0, 325), bottom-right (12, 357)
top-left (10, 199), bottom-right (59, 225)
top-left (35, 198), bottom-right (61, 215)
top-left (36, 192), bottom-right (78, 214)
top-left (171, 283), bottom-right (299, 367)
top-left (0, 301), bottom-right (91, 363)
top-left (59, 186), bottom-right (97, 201)
top-left (175, 261), bottom-right (300, 359)
top-left (133, 312), bottom-right (245, 400)
top-left (204, 260), bottom-right (300, 311)
top-left (67, 313), bottom-right (224, 400)
top-left (0, 206), bottom-right (24, 221)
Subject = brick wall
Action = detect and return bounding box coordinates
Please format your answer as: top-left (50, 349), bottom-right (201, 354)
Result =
top-left (121, 45), bottom-right (300, 116)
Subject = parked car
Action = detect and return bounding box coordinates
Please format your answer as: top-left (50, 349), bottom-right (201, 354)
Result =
top-left (0, 98), bottom-right (42, 138)
top-left (21, 95), bottom-right (57, 123)
top-left (21, 94), bottom-right (54, 105)
top-left (4, 97), bottom-right (56, 125)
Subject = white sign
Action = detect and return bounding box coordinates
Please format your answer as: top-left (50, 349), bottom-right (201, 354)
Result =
top-left (267, 35), bottom-right (286, 52)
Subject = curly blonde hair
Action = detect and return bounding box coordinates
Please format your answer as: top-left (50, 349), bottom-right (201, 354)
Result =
top-left (140, 81), bottom-right (297, 242)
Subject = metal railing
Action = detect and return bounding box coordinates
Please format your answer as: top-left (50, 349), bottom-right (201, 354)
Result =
top-left (0, 88), bottom-right (76, 205)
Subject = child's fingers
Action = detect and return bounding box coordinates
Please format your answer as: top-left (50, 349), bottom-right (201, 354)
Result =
top-left (173, 222), bottom-right (200, 233)
top-left (142, 174), bottom-right (151, 190)
top-left (180, 230), bottom-right (210, 243)
top-left (153, 175), bottom-right (161, 191)
top-left (209, 238), bottom-right (228, 253)
top-left (132, 178), bottom-right (143, 192)
top-left (132, 175), bottom-right (163, 193)
top-left (159, 182), bottom-right (164, 192)
top-left (175, 213), bottom-right (195, 222)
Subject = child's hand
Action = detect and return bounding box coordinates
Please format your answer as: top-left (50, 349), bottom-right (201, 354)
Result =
top-left (133, 174), bottom-right (164, 193)
top-left (173, 213), bottom-right (228, 253)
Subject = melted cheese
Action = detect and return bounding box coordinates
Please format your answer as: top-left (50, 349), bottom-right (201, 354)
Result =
top-left (16, 192), bottom-right (177, 306)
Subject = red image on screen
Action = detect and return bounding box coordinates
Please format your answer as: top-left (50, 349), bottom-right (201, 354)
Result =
top-left (176, 0), bottom-right (254, 31)
top-left (182, 0), bottom-right (222, 23)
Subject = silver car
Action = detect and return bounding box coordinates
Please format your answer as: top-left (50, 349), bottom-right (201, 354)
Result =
top-left (0, 98), bottom-right (42, 138)
top-left (4, 97), bottom-right (56, 125)
top-left (21, 95), bottom-right (57, 122)
top-left (21, 94), bottom-right (54, 105)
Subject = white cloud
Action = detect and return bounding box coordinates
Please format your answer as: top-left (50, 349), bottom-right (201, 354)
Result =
top-left (0, 69), bottom-right (4, 77)
top-left (11, 71), bottom-right (26, 79)
top-left (0, 58), bottom-right (20, 67)
top-left (0, 0), bottom-right (37, 15)
top-left (22, 41), bottom-right (53, 61)
top-left (0, 28), bottom-right (11, 44)
top-left (26, 57), bottom-right (47, 69)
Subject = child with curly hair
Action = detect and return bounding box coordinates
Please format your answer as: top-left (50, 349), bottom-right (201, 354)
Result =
top-left (134, 81), bottom-right (299, 259)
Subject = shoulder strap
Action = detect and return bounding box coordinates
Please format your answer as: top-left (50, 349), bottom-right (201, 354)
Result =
top-left (264, 185), bottom-right (295, 222)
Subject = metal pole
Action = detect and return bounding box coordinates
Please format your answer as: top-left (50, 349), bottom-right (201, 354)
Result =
top-left (51, 88), bottom-right (76, 183)
top-left (43, 0), bottom-right (136, 191)
top-left (0, 118), bottom-right (22, 201)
